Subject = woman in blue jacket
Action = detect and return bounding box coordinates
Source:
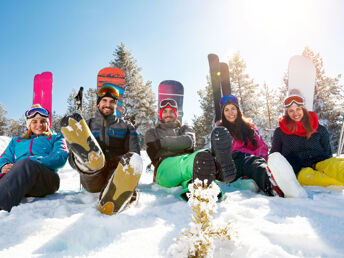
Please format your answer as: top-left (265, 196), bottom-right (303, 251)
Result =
top-left (0, 104), bottom-right (68, 212)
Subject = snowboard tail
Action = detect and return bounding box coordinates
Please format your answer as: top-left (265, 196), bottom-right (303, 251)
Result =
top-left (97, 67), bottom-right (125, 117)
top-left (33, 72), bottom-right (53, 124)
top-left (158, 80), bottom-right (184, 122)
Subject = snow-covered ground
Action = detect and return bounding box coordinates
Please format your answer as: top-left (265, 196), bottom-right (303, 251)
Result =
top-left (0, 136), bottom-right (344, 257)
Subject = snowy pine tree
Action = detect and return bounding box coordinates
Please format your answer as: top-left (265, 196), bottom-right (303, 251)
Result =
top-left (6, 116), bottom-right (26, 137)
top-left (84, 88), bottom-right (97, 120)
top-left (229, 52), bottom-right (260, 120)
top-left (0, 104), bottom-right (8, 136)
top-left (192, 78), bottom-right (214, 149)
top-left (110, 43), bottom-right (156, 145)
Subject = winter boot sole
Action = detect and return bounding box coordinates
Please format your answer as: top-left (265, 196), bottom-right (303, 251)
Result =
top-left (268, 152), bottom-right (307, 198)
top-left (211, 127), bottom-right (236, 183)
top-left (98, 152), bottom-right (142, 215)
top-left (193, 151), bottom-right (217, 186)
top-left (60, 113), bottom-right (105, 171)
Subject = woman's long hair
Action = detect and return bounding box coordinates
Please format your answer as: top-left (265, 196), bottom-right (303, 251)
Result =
top-left (284, 106), bottom-right (315, 139)
top-left (221, 104), bottom-right (257, 147)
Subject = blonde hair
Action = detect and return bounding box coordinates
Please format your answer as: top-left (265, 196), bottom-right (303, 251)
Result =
top-left (22, 104), bottom-right (52, 139)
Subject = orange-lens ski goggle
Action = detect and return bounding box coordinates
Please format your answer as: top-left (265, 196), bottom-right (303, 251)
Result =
top-left (284, 95), bottom-right (305, 108)
top-left (97, 85), bottom-right (119, 99)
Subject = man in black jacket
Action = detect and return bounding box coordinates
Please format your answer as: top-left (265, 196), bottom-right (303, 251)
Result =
top-left (64, 85), bottom-right (141, 215)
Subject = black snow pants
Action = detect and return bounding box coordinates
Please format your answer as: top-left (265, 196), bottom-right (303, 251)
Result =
top-left (69, 153), bottom-right (121, 193)
top-left (232, 151), bottom-right (273, 196)
top-left (0, 159), bottom-right (60, 212)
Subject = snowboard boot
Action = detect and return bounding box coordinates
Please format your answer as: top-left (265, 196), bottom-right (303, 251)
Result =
top-left (211, 126), bottom-right (237, 183)
top-left (98, 152), bottom-right (142, 215)
top-left (192, 151), bottom-right (217, 187)
top-left (60, 113), bottom-right (105, 172)
top-left (267, 152), bottom-right (307, 198)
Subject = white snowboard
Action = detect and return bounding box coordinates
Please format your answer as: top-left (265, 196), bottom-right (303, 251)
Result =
top-left (288, 55), bottom-right (316, 111)
top-left (268, 152), bottom-right (307, 198)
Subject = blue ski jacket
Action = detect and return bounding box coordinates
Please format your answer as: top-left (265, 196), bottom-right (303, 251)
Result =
top-left (0, 134), bottom-right (68, 174)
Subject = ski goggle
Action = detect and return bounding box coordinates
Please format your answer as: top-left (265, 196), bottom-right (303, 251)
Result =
top-left (220, 94), bottom-right (238, 105)
top-left (97, 85), bottom-right (119, 99)
top-left (284, 95), bottom-right (304, 108)
top-left (25, 107), bottom-right (50, 119)
top-left (160, 99), bottom-right (178, 109)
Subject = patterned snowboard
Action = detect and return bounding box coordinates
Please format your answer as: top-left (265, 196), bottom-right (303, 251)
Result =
top-left (97, 67), bottom-right (125, 117)
top-left (98, 152), bottom-right (142, 215)
top-left (60, 113), bottom-right (105, 171)
top-left (158, 80), bottom-right (184, 123)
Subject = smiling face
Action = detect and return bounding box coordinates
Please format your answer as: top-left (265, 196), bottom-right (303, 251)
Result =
top-left (223, 103), bottom-right (238, 123)
top-left (30, 117), bottom-right (49, 135)
top-left (287, 105), bottom-right (304, 122)
top-left (161, 107), bottom-right (177, 123)
top-left (97, 96), bottom-right (117, 116)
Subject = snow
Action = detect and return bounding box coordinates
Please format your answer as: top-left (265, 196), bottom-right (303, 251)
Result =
top-left (1, 136), bottom-right (344, 257)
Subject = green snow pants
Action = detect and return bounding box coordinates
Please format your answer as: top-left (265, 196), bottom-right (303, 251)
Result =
top-left (156, 149), bottom-right (222, 200)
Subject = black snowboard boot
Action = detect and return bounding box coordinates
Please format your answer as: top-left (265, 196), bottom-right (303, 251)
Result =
top-left (211, 126), bottom-right (237, 183)
top-left (192, 151), bottom-right (217, 186)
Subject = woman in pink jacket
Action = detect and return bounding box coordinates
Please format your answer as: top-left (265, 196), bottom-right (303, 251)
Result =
top-left (217, 94), bottom-right (283, 197)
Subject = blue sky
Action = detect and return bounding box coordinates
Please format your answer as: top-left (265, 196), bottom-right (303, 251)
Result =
top-left (0, 0), bottom-right (343, 124)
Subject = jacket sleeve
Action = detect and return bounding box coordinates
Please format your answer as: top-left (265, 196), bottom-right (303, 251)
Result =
top-left (270, 128), bottom-right (282, 154)
top-left (127, 122), bottom-right (140, 154)
top-left (318, 125), bottom-right (332, 157)
top-left (253, 129), bottom-right (268, 159)
top-left (0, 138), bottom-right (16, 173)
top-left (160, 125), bottom-right (195, 152)
top-left (29, 134), bottom-right (69, 171)
top-left (145, 128), bottom-right (159, 164)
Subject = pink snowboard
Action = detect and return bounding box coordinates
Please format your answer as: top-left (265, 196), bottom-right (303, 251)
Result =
top-left (33, 72), bottom-right (53, 125)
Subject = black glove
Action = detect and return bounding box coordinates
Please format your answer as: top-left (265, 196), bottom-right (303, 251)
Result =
top-left (146, 140), bottom-right (161, 164)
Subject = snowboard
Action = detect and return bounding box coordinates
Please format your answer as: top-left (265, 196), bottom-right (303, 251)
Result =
top-left (98, 152), bottom-right (142, 215)
top-left (268, 152), bottom-right (307, 198)
top-left (288, 55), bottom-right (316, 111)
top-left (220, 62), bottom-right (231, 96)
top-left (33, 72), bottom-right (53, 124)
top-left (158, 80), bottom-right (184, 123)
top-left (208, 54), bottom-right (222, 122)
top-left (97, 67), bottom-right (125, 117)
top-left (60, 113), bottom-right (105, 171)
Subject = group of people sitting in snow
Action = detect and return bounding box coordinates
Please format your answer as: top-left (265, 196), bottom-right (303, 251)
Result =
top-left (1, 81), bottom-right (344, 214)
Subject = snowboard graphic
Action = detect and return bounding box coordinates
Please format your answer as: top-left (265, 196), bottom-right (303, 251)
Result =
top-left (288, 55), bottom-right (316, 111)
top-left (158, 80), bottom-right (184, 123)
top-left (33, 72), bottom-right (53, 124)
top-left (60, 113), bottom-right (105, 171)
top-left (98, 152), bottom-right (142, 216)
top-left (97, 67), bottom-right (125, 117)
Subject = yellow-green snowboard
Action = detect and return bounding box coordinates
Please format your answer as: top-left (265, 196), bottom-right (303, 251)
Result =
top-left (60, 113), bottom-right (105, 171)
top-left (98, 152), bottom-right (142, 215)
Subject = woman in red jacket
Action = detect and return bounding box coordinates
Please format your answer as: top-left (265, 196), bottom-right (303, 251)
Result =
top-left (271, 94), bottom-right (344, 187)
